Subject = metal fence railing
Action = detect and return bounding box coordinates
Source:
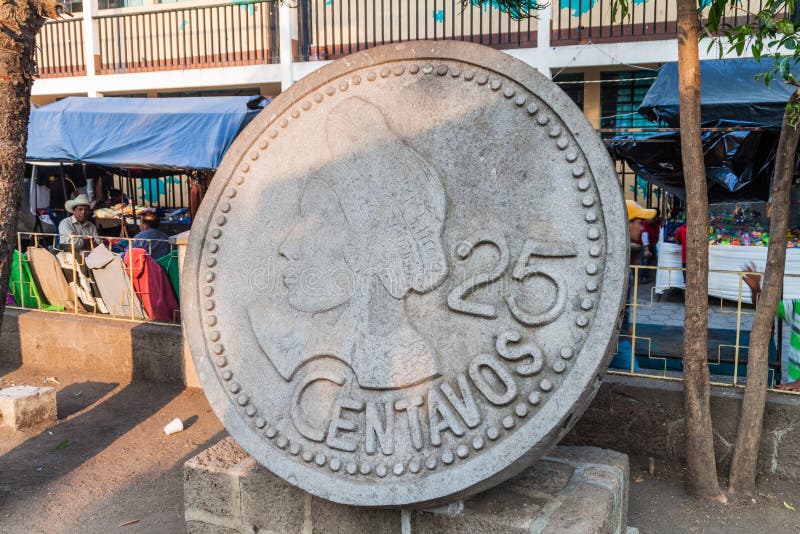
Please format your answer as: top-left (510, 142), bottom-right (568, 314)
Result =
top-left (109, 174), bottom-right (191, 211)
top-left (8, 232), bottom-right (180, 325)
top-left (94, 0), bottom-right (280, 74)
top-left (615, 264), bottom-right (800, 396)
top-left (34, 1), bottom-right (793, 78)
top-left (303, 0), bottom-right (537, 60)
top-left (36, 18), bottom-right (86, 78)
top-left (551, 0), bottom-right (787, 45)
top-left (36, 0), bottom-right (792, 77)
top-left (9, 231), bottom-right (799, 395)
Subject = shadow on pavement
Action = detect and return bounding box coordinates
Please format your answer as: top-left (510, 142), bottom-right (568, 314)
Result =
top-left (0, 380), bottom-right (183, 507)
top-left (56, 430), bottom-right (229, 532)
top-left (57, 381), bottom-right (119, 419)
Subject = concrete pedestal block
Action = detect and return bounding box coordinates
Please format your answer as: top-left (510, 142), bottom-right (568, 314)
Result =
top-left (184, 438), bottom-right (629, 534)
top-left (0, 385), bottom-right (57, 430)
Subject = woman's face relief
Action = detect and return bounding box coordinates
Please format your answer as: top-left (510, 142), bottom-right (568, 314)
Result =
top-left (279, 179), bottom-right (354, 313)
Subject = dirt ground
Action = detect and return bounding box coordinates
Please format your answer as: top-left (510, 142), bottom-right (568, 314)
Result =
top-left (627, 456), bottom-right (800, 533)
top-left (0, 366), bottom-right (225, 534)
top-left (1, 365), bottom-right (799, 534)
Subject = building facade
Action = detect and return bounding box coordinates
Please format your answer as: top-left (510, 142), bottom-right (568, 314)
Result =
top-left (32, 0), bottom-right (759, 133)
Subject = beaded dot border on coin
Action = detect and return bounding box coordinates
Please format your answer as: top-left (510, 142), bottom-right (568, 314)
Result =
top-left (200, 61), bottom-right (605, 477)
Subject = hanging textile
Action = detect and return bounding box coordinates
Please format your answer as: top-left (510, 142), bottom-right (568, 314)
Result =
top-left (8, 249), bottom-right (62, 311)
top-left (124, 248), bottom-right (180, 322)
top-left (85, 244), bottom-right (146, 319)
top-left (26, 247), bottom-right (83, 312)
top-left (57, 250), bottom-right (109, 314)
top-left (155, 249), bottom-right (180, 298)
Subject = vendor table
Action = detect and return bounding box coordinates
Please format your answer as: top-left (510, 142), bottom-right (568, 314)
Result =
top-left (655, 241), bottom-right (800, 304)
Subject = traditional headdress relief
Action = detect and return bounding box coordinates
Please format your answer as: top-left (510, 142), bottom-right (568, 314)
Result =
top-left (251, 97), bottom-right (449, 390)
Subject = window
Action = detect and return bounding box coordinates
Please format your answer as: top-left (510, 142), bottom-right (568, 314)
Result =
top-left (66, 0), bottom-right (143, 13)
top-left (106, 93), bottom-right (148, 98)
top-left (553, 72), bottom-right (584, 111)
top-left (157, 88), bottom-right (261, 98)
top-left (99, 0), bottom-right (143, 8)
top-left (600, 70), bottom-right (658, 138)
top-left (63, 0), bottom-right (83, 13)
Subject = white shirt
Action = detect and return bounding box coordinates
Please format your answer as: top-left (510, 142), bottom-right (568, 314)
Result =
top-left (58, 215), bottom-right (100, 251)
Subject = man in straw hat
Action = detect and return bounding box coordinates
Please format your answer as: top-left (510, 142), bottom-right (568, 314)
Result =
top-left (611, 200), bottom-right (657, 371)
top-left (623, 200), bottom-right (656, 329)
top-left (58, 194), bottom-right (100, 252)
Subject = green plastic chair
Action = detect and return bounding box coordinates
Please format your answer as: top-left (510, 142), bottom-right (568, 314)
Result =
top-left (8, 249), bottom-right (64, 311)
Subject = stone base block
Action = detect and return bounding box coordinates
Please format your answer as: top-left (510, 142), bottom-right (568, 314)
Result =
top-left (0, 385), bottom-right (57, 430)
top-left (184, 438), bottom-right (629, 534)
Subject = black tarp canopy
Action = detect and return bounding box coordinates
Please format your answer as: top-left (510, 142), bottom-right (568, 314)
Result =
top-left (610, 120), bottom-right (776, 203)
top-left (638, 58), bottom-right (800, 128)
top-left (612, 58), bottom-right (800, 202)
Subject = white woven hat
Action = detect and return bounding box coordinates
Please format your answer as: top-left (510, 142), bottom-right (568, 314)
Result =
top-left (65, 194), bottom-right (91, 214)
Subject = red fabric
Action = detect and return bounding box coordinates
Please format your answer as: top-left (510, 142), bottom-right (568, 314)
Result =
top-left (189, 182), bottom-right (202, 222)
top-left (675, 224), bottom-right (688, 264)
top-left (123, 248), bottom-right (180, 322)
top-left (644, 218), bottom-right (660, 247)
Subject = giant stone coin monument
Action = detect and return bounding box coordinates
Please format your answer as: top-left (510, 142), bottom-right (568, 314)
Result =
top-left (183, 41), bottom-right (628, 508)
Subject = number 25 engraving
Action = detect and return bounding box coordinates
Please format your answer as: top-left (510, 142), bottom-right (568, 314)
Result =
top-left (447, 231), bottom-right (510, 319)
top-left (447, 232), bottom-right (577, 326)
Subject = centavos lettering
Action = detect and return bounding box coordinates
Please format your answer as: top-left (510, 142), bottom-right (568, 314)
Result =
top-left (290, 331), bottom-right (546, 454)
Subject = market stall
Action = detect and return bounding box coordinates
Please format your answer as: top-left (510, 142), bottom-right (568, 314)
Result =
top-left (613, 58), bottom-right (800, 303)
top-left (613, 58), bottom-right (800, 205)
top-left (656, 240), bottom-right (800, 304)
top-left (655, 201), bottom-right (800, 303)
top-left (13, 95), bottom-right (268, 322)
top-left (25, 95), bottom-right (267, 230)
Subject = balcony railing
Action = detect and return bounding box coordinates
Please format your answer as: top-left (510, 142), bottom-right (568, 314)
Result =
top-left (95, 0), bottom-right (280, 74)
top-left (33, 0), bottom-right (791, 79)
top-left (551, 0), bottom-right (786, 45)
top-left (302, 0), bottom-right (537, 61)
top-left (36, 18), bottom-right (86, 78)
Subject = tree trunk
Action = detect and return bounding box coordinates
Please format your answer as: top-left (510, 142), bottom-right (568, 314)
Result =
top-left (729, 89), bottom-right (800, 495)
top-left (0, 2), bottom-right (50, 335)
top-left (676, 0), bottom-right (726, 501)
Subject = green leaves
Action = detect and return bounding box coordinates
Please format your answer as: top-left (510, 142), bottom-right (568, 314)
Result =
top-left (752, 38), bottom-right (764, 61)
top-left (699, 0), bottom-right (800, 86)
top-left (465, 0), bottom-right (545, 21)
top-left (55, 439), bottom-right (71, 450)
top-left (611, 0), bottom-right (630, 23)
top-left (785, 100), bottom-right (800, 127)
top-left (706, 0), bottom-right (725, 33)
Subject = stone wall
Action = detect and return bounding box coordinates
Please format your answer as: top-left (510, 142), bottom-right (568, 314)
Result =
top-left (0, 308), bottom-right (185, 384)
top-left (183, 438), bottom-right (630, 534)
top-left (564, 374), bottom-right (800, 482)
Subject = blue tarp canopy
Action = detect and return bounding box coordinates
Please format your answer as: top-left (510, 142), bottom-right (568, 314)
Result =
top-left (26, 96), bottom-right (265, 171)
top-left (638, 58), bottom-right (800, 128)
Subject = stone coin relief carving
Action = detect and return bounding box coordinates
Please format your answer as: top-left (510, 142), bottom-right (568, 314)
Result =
top-left (249, 96), bottom-right (448, 391)
top-left (184, 41), bottom-right (627, 507)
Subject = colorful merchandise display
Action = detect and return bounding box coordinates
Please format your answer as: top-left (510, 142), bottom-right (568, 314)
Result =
top-left (663, 203), bottom-right (800, 248)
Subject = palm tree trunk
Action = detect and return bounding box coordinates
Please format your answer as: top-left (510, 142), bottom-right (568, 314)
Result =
top-left (676, 0), bottom-right (725, 501)
top-left (729, 89), bottom-right (800, 495)
top-left (0, 2), bottom-right (51, 332)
